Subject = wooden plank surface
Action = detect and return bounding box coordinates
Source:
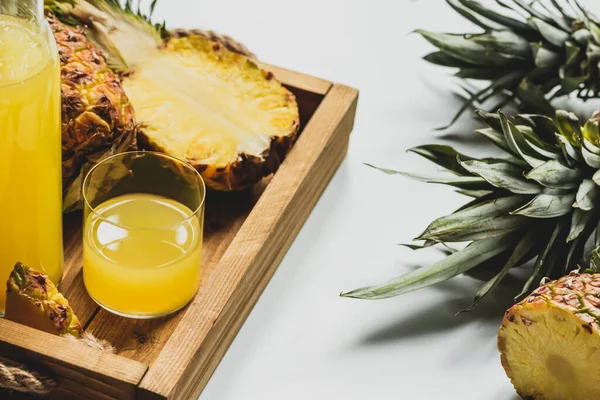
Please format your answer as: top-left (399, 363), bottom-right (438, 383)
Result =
top-left (0, 319), bottom-right (147, 399)
top-left (138, 84), bottom-right (358, 399)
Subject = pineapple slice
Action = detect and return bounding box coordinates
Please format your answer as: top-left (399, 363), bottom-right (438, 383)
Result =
top-left (498, 271), bottom-right (600, 400)
top-left (47, 0), bottom-right (300, 191)
top-left (5, 263), bottom-right (83, 338)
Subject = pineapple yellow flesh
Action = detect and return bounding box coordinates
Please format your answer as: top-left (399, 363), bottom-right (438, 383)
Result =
top-left (124, 36), bottom-right (296, 168)
top-left (5, 262), bottom-right (83, 338)
top-left (499, 272), bottom-right (600, 400)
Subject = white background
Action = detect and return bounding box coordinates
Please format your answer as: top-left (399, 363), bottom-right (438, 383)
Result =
top-left (146, 1), bottom-right (596, 399)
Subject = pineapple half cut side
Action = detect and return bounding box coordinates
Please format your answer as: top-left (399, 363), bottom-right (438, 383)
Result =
top-left (131, 36), bottom-right (300, 191)
top-left (47, 0), bottom-right (300, 191)
top-left (498, 271), bottom-right (600, 400)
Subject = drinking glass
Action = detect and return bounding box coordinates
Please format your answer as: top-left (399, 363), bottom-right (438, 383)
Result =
top-left (82, 151), bottom-right (205, 318)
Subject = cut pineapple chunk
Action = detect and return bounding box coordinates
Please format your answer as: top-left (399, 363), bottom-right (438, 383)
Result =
top-left (498, 271), bottom-right (600, 400)
top-left (5, 262), bottom-right (83, 338)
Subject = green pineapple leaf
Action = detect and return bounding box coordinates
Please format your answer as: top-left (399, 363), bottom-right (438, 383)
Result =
top-left (341, 235), bottom-right (517, 300)
top-left (347, 109), bottom-right (600, 309)
top-left (461, 229), bottom-right (539, 312)
top-left (458, 158), bottom-right (542, 194)
top-left (418, 0), bottom-right (600, 127)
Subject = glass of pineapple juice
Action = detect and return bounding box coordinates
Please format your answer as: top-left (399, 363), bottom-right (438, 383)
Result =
top-left (0, 3), bottom-right (63, 315)
top-left (82, 151), bottom-right (205, 318)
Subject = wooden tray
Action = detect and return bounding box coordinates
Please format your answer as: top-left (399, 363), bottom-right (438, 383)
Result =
top-left (0, 63), bottom-right (358, 400)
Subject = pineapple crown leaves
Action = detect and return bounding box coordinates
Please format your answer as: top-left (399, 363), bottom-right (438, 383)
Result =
top-left (45, 0), bottom-right (167, 72)
top-left (418, 0), bottom-right (600, 128)
top-left (342, 109), bottom-right (600, 311)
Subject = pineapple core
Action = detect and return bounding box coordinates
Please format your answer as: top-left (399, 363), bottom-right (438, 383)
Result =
top-left (499, 272), bottom-right (600, 400)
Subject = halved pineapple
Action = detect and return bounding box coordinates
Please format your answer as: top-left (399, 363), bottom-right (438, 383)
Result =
top-left (5, 262), bottom-right (83, 338)
top-left (48, 0), bottom-right (300, 191)
top-left (498, 271), bottom-right (600, 400)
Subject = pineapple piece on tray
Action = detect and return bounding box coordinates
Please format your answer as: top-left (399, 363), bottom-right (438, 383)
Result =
top-left (498, 271), bottom-right (600, 400)
top-left (47, 0), bottom-right (300, 191)
top-left (5, 263), bottom-right (83, 338)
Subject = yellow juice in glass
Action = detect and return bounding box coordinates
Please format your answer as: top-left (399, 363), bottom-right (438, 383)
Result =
top-left (0, 15), bottom-right (63, 313)
top-left (83, 193), bottom-right (203, 317)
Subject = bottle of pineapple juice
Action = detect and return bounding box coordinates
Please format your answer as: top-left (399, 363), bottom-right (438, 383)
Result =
top-left (0, 15), bottom-right (63, 314)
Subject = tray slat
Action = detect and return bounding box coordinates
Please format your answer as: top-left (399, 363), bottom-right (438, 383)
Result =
top-left (0, 319), bottom-right (147, 399)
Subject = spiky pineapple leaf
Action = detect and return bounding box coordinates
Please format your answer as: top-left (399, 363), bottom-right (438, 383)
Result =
top-left (399, 241), bottom-right (437, 250)
top-left (517, 219), bottom-right (566, 299)
top-left (364, 164), bottom-right (490, 190)
top-left (407, 145), bottom-right (472, 175)
top-left (556, 110), bottom-right (583, 146)
top-left (511, 190), bottom-right (576, 218)
top-left (500, 113), bottom-right (545, 166)
top-left (341, 234), bottom-right (516, 300)
top-left (458, 158), bottom-right (542, 194)
top-left (582, 146), bottom-right (600, 168)
top-left (524, 159), bottom-right (582, 189)
top-left (423, 51), bottom-right (472, 68)
top-left (529, 17), bottom-right (570, 47)
top-left (416, 196), bottom-right (529, 242)
top-left (462, 229), bottom-right (538, 312)
top-left (567, 208), bottom-right (593, 242)
top-left (574, 179), bottom-right (600, 211)
top-left (591, 247), bottom-right (600, 272)
top-left (458, 0), bottom-right (535, 34)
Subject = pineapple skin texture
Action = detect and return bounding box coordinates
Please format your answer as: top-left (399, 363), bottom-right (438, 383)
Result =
top-left (498, 271), bottom-right (600, 400)
top-left (5, 262), bottom-right (83, 338)
top-left (47, 13), bottom-right (137, 211)
top-left (135, 35), bottom-right (299, 191)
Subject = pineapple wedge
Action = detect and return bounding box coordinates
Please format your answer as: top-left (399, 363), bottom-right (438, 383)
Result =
top-left (498, 271), bottom-right (600, 400)
top-left (5, 263), bottom-right (83, 338)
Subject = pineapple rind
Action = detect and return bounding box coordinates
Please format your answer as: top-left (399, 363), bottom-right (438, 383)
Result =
top-left (47, 12), bottom-right (137, 212)
top-left (5, 262), bottom-right (83, 338)
top-left (499, 271), bottom-right (600, 400)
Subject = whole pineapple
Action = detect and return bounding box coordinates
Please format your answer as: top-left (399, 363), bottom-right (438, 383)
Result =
top-left (499, 271), bottom-right (600, 399)
top-left (47, 0), bottom-right (299, 191)
top-left (47, 12), bottom-right (137, 212)
top-left (418, 0), bottom-right (600, 125)
top-left (342, 108), bottom-right (600, 309)
top-left (5, 262), bottom-right (83, 338)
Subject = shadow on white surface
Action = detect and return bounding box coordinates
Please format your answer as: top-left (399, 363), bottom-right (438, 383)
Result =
top-left (355, 273), bottom-right (525, 346)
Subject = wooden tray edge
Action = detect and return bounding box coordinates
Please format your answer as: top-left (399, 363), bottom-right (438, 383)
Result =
top-left (138, 83), bottom-right (359, 400)
top-left (0, 319), bottom-right (148, 399)
top-left (257, 62), bottom-right (332, 95)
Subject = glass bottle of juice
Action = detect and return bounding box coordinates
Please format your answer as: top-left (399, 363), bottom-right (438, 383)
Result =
top-left (0, 1), bottom-right (63, 314)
